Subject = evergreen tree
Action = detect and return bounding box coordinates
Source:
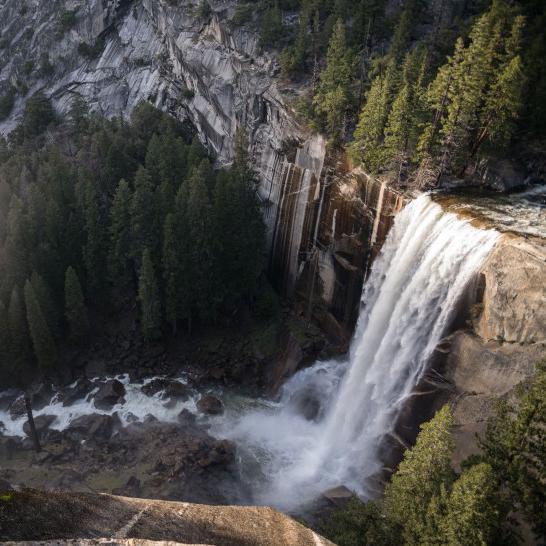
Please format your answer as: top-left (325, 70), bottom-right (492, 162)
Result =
top-left (214, 130), bottom-right (266, 313)
top-left (108, 178), bottom-right (132, 289)
top-left (162, 213), bottom-right (182, 334)
top-left (138, 248), bottom-right (162, 341)
top-left (187, 164), bottom-right (217, 323)
top-left (260, 2), bottom-right (283, 48)
top-left (64, 266), bottom-right (89, 342)
top-left (441, 463), bottom-right (505, 545)
top-left (8, 287), bottom-right (32, 370)
top-left (351, 74), bottom-right (388, 170)
top-left (481, 361), bottom-right (546, 538)
top-left (383, 405), bottom-right (454, 545)
top-left (82, 176), bottom-right (106, 295)
top-left (0, 301), bottom-right (10, 375)
top-left (130, 166), bottom-right (159, 265)
top-left (30, 272), bottom-right (60, 339)
top-left (24, 280), bottom-right (57, 369)
top-left (313, 19), bottom-right (354, 142)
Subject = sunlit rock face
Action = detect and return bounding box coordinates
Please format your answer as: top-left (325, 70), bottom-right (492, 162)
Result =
top-left (0, 0), bottom-right (401, 334)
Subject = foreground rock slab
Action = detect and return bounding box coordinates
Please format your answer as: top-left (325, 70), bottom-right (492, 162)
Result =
top-left (0, 490), bottom-right (334, 546)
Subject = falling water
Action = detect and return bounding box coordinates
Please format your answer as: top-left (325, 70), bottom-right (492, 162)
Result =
top-left (213, 194), bottom-right (500, 510)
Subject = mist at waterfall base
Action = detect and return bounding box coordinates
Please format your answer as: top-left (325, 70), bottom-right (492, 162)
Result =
top-left (0, 195), bottom-right (501, 512)
top-left (211, 194), bottom-right (500, 511)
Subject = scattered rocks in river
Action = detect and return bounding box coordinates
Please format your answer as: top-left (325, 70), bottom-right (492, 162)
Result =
top-left (8, 397), bottom-right (26, 420)
top-left (93, 379), bottom-right (126, 409)
top-left (30, 383), bottom-right (55, 411)
top-left (197, 395), bottom-right (224, 415)
top-left (67, 413), bottom-right (120, 440)
top-left (141, 378), bottom-right (191, 403)
top-left (61, 378), bottom-right (93, 407)
top-left (22, 415), bottom-right (56, 438)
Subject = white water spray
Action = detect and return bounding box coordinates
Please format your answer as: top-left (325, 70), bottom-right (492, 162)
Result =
top-left (213, 195), bottom-right (500, 509)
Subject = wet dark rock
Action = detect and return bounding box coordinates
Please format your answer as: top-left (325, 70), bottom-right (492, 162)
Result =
top-left (8, 397), bottom-right (26, 420)
top-left (61, 378), bottom-right (93, 407)
top-left (67, 413), bottom-right (119, 440)
top-left (23, 414), bottom-right (56, 437)
top-left (322, 485), bottom-right (354, 508)
top-left (0, 478), bottom-right (13, 491)
top-left (294, 391), bottom-right (321, 422)
top-left (197, 395), bottom-right (224, 415)
top-left (0, 390), bottom-right (20, 412)
top-left (30, 384), bottom-right (55, 411)
top-left (93, 380), bottom-right (126, 410)
top-left (141, 378), bottom-right (190, 402)
top-left (143, 414), bottom-right (158, 425)
top-left (177, 409), bottom-right (197, 427)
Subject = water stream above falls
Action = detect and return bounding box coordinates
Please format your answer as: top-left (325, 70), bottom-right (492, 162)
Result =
top-left (0, 194), bottom-right (505, 511)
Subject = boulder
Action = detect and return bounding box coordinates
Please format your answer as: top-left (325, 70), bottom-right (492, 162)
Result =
top-left (61, 378), bottom-right (93, 407)
top-left (30, 383), bottom-right (54, 411)
top-left (141, 378), bottom-right (191, 402)
top-left (8, 397), bottom-right (26, 420)
top-left (322, 485), bottom-right (354, 507)
top-left (93, 380), bottom-right (126, 410)
top-left (196, 395), bottom-right (224, 416)
top-left (178, 409), bottom-right (197, 427)
top-left (67, 413), bottom-right (119, 440)
top-left (0, 478), bottom-right (13, 491)
top-left (23, 414), bottom-right (56, 437)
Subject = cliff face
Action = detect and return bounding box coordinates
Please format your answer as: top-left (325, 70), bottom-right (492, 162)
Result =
top-left (0, 0), bottom-right (402, 336)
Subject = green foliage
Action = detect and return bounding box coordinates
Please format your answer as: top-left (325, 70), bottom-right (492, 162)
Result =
top-left (108, 179), bottom-right (132, 290)
top-left (64, 266), bottom-right (89, 342)
top-left (78, 38), bottom-right (105, 60)
top-left (441, 463), bottom-right (505, 546)
top-left (383, 405), bottom-right (454, 544)
top-left (313, 19), bottom-right (354, 142)
top-left (138, 248), bottom-right (162, 341)
top-left (196, 0), bottom-right (212, 18)
top-left (481, 360), bottom-right (546, 538)
top-left (24, 279), bottom-right (57, 369)
top-left (232, 4), bottom-right (254, 26)
top-left (320, 497), bottom-right (397, 546)
top-left (0, 101), bottom-right (268, 378)
top-left (260, 2), bottom-right (283, 48)
top-left (58, 9), bottom-right (77, 32)
top-left (7, 288), bottom-right (32, 371)
top-left (19, 92), bottom-right (56, 139)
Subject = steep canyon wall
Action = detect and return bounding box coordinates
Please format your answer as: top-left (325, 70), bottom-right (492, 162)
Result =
top-left (0, 0), bottom-right (403, 335)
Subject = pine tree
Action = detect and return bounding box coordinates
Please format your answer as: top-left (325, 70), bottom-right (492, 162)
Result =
top-left (214, 130), bottom-right (266, 312)
top-left (481, 361), bottom-right (546, 537)
top-left (24, 280), bottom-right (57, 369)
top-left (260, 2), bottom-right (283, 48)
top-left (351, 75), bottom-right (388, 171)
top-left (383, 405), bottom-right (454, 545)
top-left (313, 19), bottom-right (354, 142)
top-left (187, 164), bottom-right (217, 323)
top-left (441, 463), bottom-right (505, 545)
top-left (0, 300), bottom-right (10, 375)
top-left (8, 287), bottom-right (32, 370)
top-left (82, 177), bottom-right (106, 295)
top-left (162, 213), bottom-right (182, 334)
top-left (108, 178), bottom-right (132, 289)
top-left (138, 248), bottom-right (162, 341)
top-left (30, 272), bottom-right (60, 339)
top-left (64, 266), bottom-right (89, 341)
top-left (130, 166), bottom-right (159, 265)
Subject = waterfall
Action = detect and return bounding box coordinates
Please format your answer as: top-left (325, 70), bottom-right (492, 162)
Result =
top-left (213, 194), bottom-right (500, 510)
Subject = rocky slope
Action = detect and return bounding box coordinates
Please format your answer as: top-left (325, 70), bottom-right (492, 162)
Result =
top-left (0, 0), bottom-right (403, 337)
top-left (0, 489), bottom-right (334, 544)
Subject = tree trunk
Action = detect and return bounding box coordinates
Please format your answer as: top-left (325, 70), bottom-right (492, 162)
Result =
top-left (24, 393), bottom-right (41, 453)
